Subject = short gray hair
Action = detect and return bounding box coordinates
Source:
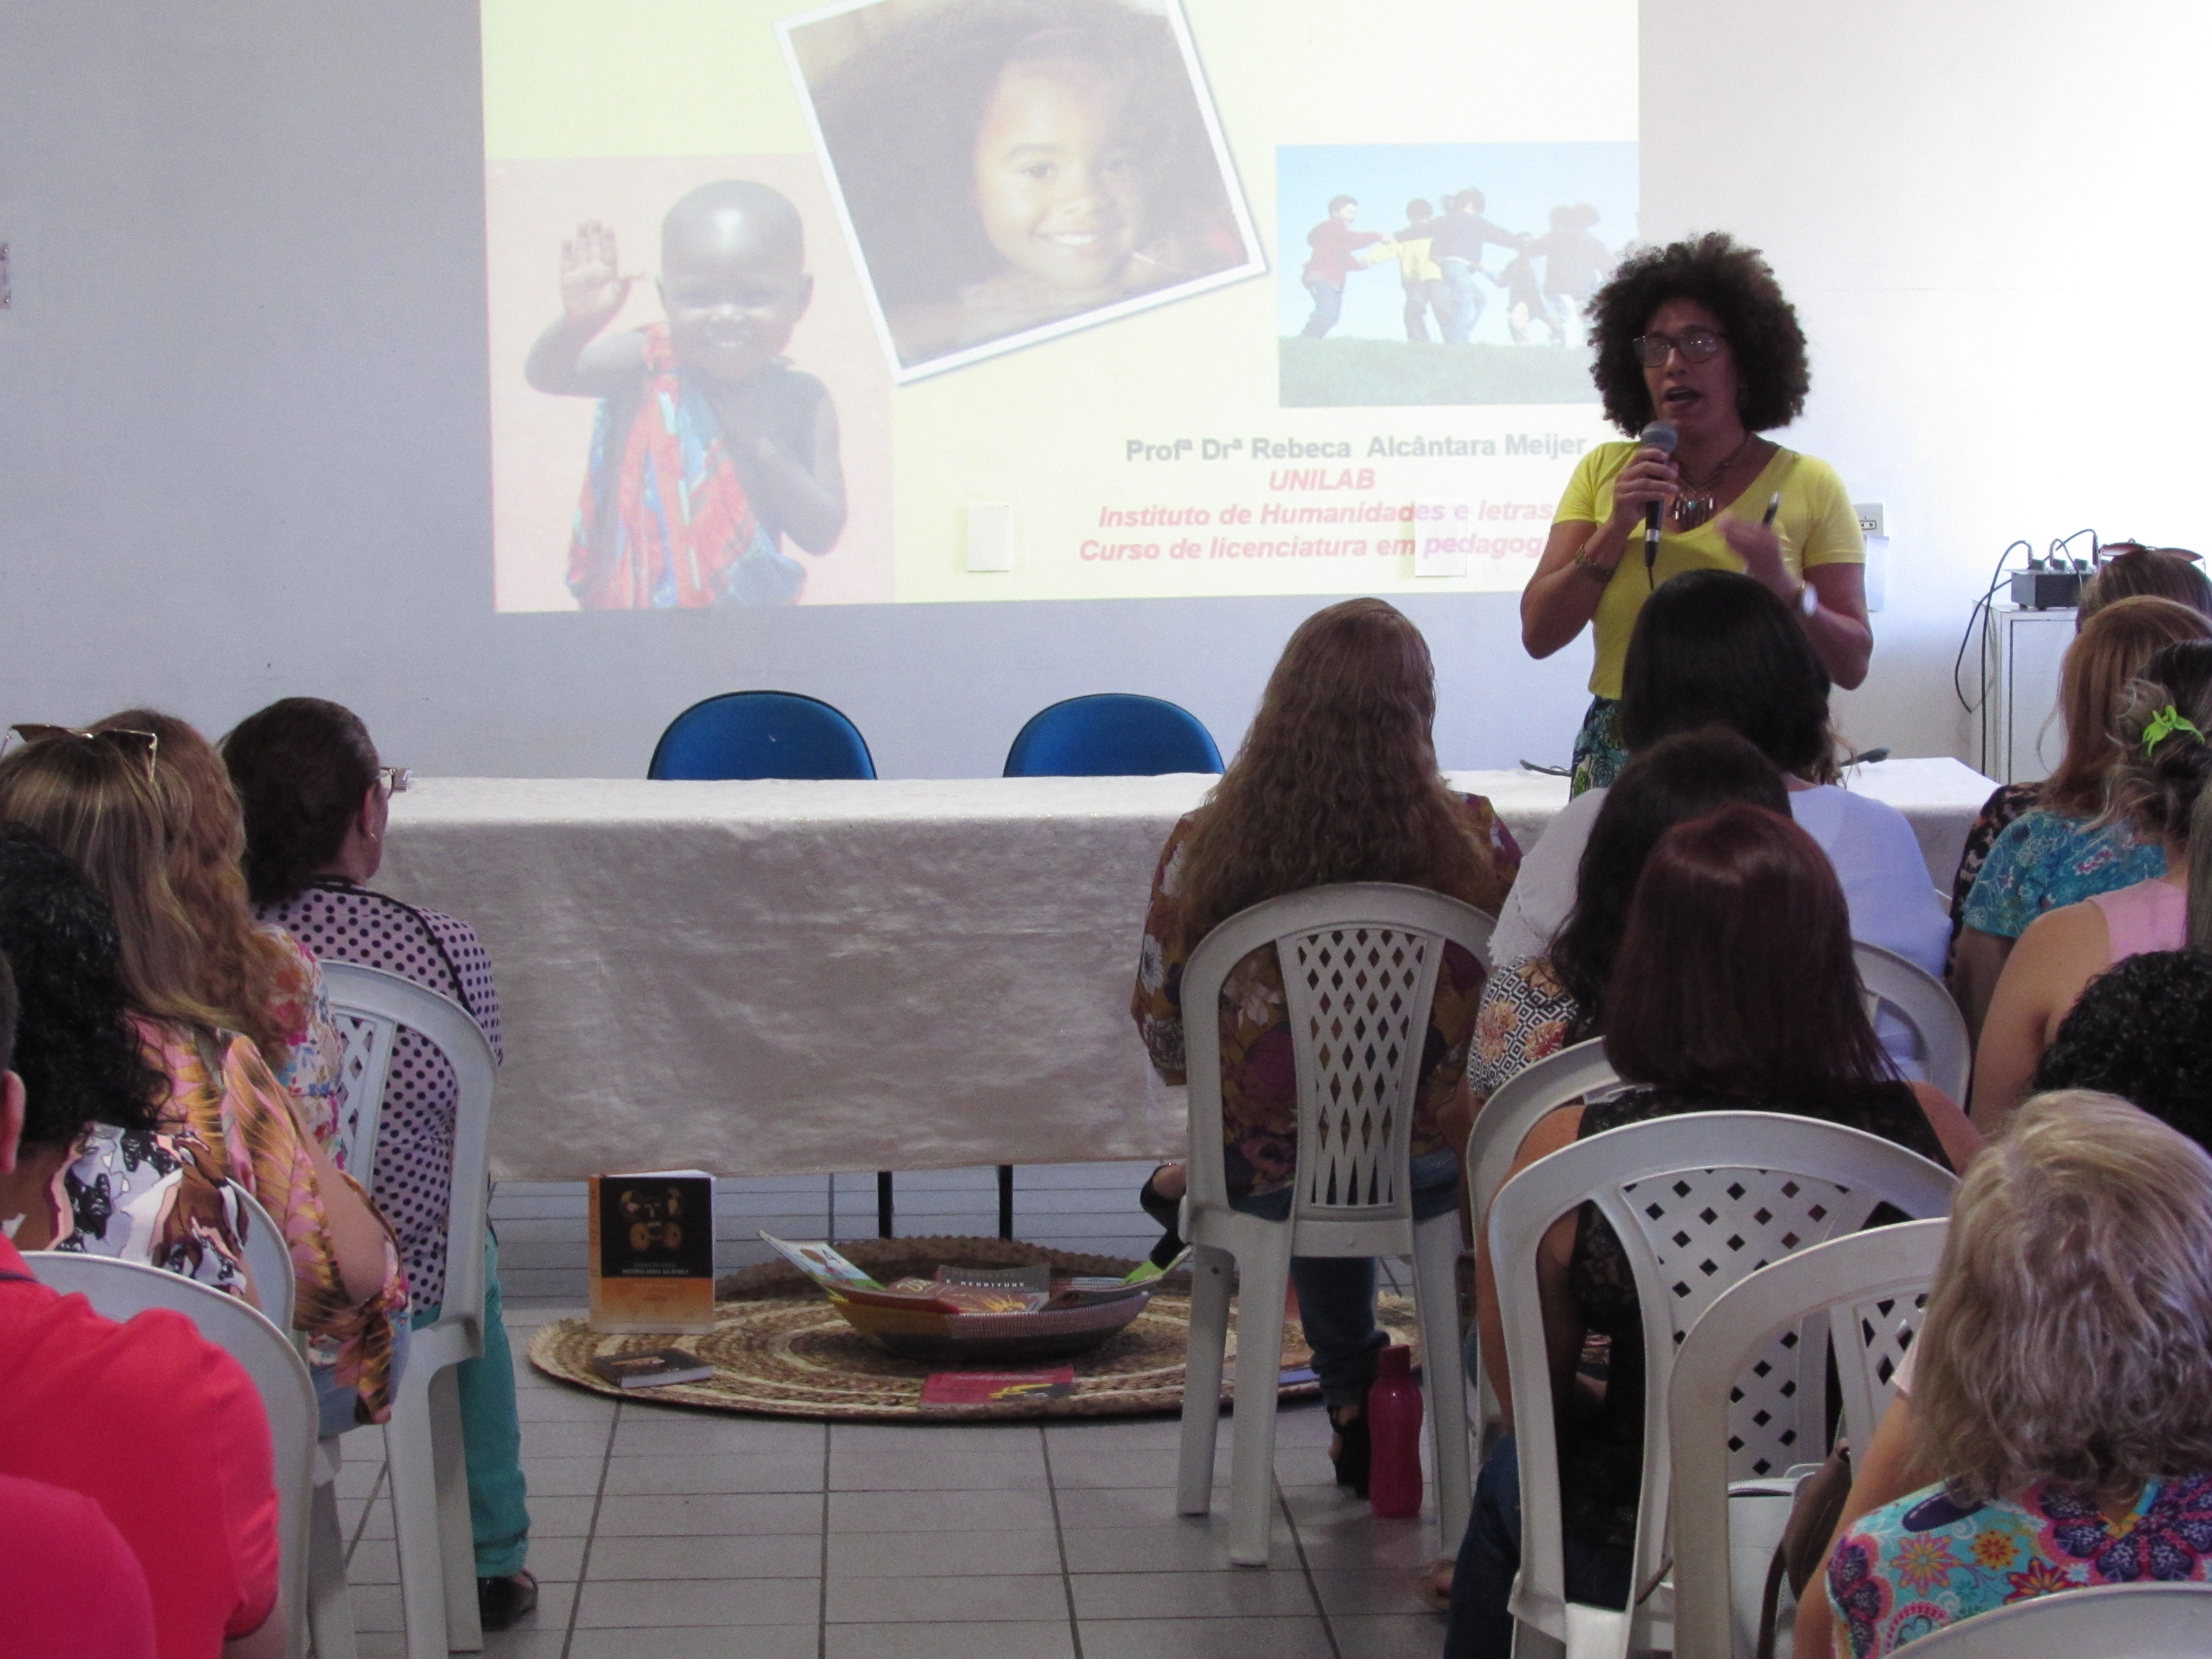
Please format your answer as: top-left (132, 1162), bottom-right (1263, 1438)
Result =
top-left (1913, 1089), bottom-right (2212, 1506)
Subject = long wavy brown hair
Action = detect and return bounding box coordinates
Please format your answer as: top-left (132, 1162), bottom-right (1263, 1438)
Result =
top-left (1176, 599), bottom-right (1493, 939)
top-left (93, 709), bottom-right (297, 1060)
top-left (2042, 597), bottom-right (2211, 816)
top-left (0, 732), bottom-right (226, 1034)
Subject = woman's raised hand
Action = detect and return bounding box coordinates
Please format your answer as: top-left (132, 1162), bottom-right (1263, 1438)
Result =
top-left (559, 220), bottom-right (633, 333)
top-left (1606, 444), bottom-right (1680, 532)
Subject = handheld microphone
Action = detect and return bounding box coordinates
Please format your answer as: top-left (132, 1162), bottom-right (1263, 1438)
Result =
top-left (1638, 420), bottom-right (1678, 575)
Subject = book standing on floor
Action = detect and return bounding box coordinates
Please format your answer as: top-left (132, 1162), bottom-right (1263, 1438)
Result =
top-left (589, 1169), bottom-right (716, 1333)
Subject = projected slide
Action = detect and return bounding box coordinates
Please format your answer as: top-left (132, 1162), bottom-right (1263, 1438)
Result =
top-left (481, 0), bottom-right (1637, 612)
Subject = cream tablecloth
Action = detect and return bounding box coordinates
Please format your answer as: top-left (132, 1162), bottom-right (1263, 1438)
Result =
top-left (378, 759), bottom-right (1994, 1180)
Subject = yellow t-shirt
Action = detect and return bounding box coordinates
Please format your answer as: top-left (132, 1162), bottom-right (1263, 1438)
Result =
top-left (1555, 441), bottom-right (1864, 698)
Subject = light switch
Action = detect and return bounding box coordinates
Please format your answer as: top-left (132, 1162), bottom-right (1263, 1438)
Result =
top-left (966, 503), bottom-right (1014, 572)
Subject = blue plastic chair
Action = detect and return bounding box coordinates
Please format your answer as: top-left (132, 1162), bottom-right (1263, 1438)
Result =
top-left (1002, 694), bottom-right (1222, 777)
top-left (648, 691), bottom-right (877, 781)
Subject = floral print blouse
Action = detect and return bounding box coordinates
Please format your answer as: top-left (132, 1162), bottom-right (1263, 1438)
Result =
top-left (56, 1017), bottom-right (409, 1425)
top-left (1958, 806), bottom-right (2166, 941)
top-left (262, 925), bottom-right (348, 1155)
top-left (1131, 797), bottom-right (1519, 1199)
top-left (1829, 1477), bottom-right (2212, 1657)
top-left (1466, 954), bottom-right (1586, 1109)
top-left (1945, 781), bottom-right (2038, 945)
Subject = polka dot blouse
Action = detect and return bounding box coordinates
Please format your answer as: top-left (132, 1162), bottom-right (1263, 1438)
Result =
top-left (258, 880), bottom-right (503, 1313)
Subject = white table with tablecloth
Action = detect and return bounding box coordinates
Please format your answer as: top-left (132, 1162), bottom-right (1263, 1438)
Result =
top-left (375, 759), bottom-right (1995, 1181)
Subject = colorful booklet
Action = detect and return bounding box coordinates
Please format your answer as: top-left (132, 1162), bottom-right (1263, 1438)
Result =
top-left (586, 1348), bottom-right (714, 1389)
top-left (919, 1365), bottom-right (1077, 1406)
top-left (589, 1170), bottom-right (715, 1334)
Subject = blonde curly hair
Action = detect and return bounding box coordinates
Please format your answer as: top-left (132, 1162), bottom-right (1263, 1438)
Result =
top-left (1913, 1090), bottom-right (2212, 1506)
top-left (1175, 599), bottom-right (1494, 940)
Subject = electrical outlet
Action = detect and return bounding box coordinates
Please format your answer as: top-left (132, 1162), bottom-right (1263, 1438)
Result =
top-left (1855, 502), bottom-right (1884, 538)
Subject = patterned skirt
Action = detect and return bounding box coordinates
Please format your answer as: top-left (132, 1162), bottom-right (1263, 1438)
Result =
top-left (1569, 696), bottom-right (1627, 797)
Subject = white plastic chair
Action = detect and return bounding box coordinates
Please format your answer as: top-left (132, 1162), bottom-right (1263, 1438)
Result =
top-left (1871, 1581), bottom-right (2212, 1656)
top-left (26, 1251), bottom-right (317, 1658)
top-left (1463, 1037), bottom-right (1623, 1442)
top-left (1175, 882), bottom-right (1494, 1566)
top-left (321, 962), bottom-right (497, 1659)
top-left (1853, 941), bottom-right (1971, 1104)
top-left (1488, 1110), bottom-right (1957, 1658)
top-left (229, 1180), bottom-right (295, 1332)
top-left (1670, 1218), bottom-right (1951, 1659)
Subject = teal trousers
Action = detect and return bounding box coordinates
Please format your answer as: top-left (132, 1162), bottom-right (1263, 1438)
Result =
top-left (412, 1229), bottom-right (530, 1578)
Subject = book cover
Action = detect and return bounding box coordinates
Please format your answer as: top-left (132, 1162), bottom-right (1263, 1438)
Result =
top-left (589, 1170), bottom-right (716, 1334)
top-left (586, 1347), bottom-right (714, 1389)
top-left (760, 1233), bottom-right (885, 1292)
top-left (919, 1365), bottom-right (1077, 1406)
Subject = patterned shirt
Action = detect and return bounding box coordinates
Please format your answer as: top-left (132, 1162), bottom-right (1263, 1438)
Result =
top-left (60, 1017), bottom-right (407, 1423)
top-left (1946, 781), bottom-right (2039, 945)
top-left (1467, 955), bottom-right (1585, 1108)
top-left (1131, 797), bottom-right (1518, 1198)
top-left (1829, 1477), bottom-right (2212, 1657)
top-left (262, 925), bottom-right (347, 1152)
top-left (258, 880), bottom-right (503, 1314)
top-left (1958, 807), bottom-right (2166, 941)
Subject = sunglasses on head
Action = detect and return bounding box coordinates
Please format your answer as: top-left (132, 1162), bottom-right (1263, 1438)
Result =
top-left (3, 723), bottom-right (160, 783)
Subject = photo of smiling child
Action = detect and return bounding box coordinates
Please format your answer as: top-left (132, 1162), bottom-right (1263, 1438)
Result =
top-left (784, 0), bottom-right (1261, 380)
top-left (525, 180), bottom-right (848, 609)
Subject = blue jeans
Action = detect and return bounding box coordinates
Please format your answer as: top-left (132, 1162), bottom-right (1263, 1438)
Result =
top-left (1301, 278), bottom-right (1344, 338)
top-left (1229, 1149), bottom-right (1459, 1408)
top-left (1442, 258), bottom-right (1484, 344)
top-left (1444, 1433), bottom-right (1632, 1657)
top-left (410, 1230), bottom-right (531, 1577)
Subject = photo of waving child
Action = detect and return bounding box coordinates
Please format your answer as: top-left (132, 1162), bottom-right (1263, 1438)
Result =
top-left (525, 181), bottom-right (848, 608)
top-left (785, 0), bottom-right (1261, 380)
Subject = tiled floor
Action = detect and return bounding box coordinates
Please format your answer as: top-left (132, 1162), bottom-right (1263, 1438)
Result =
top-left (336, 1168), bottom-right (1451, 1657)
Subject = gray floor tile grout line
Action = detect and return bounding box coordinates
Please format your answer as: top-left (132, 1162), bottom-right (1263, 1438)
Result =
top-left (816, 1421), bottom-right (831, 1659)
top-left (556, 1395), bottom-right (623, 1659)
top-left (341, 1460), bottom-right (386, 1562)
top-left (1277, 1473), bottom-right (1344, 1659)
top-left (1036, 1422), bottom-right (1085, 1659)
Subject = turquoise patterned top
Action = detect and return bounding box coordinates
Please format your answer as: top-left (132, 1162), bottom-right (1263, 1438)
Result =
top-left (1828, 1477), bottom-right (2212, 1657)
top-left (1958, 807), bottom-right (2165, 940)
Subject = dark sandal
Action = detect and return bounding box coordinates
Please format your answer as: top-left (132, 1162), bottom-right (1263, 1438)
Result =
top-left (1328, 1405), bottom-right (1372, 1499)
top-left (1138, 1165), bottom-right (1187, 1268)
top-left (477, 1571), bottom-right (538, 1631)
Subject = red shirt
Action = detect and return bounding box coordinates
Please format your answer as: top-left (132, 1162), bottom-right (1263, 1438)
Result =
top-left (1302, 218), bottom-right (1384, 287)
top-left (0, 1237), bottom-right (280, 1658)
top-left (0, 1474), bottom-right (158, 1658)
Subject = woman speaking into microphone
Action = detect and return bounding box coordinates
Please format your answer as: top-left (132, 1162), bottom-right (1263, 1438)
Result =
top-left (1521, 232), bottom-right (1872, 794)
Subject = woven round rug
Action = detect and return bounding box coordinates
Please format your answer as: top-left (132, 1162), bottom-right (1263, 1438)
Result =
top-left (527, 1235), bottom-right (1423, 1421)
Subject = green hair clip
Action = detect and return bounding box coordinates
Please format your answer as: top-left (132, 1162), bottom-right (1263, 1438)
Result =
top-left (2143, 705), bottom-right (2207, 753)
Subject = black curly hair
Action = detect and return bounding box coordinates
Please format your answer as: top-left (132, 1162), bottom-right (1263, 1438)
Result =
top-left (2034, 948), bottom-right (2212, 1151)
top-left (1585, 231), bottom-right (1811, 435)
top-left (221, 697), bottom-right (379, 908)
top-left (806, 0), bottom-right (1239, 310)
top-left (0, 824), bottom-right (166, 1152)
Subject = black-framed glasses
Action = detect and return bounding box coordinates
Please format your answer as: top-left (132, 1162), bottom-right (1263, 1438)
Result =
top-left (1631, 328), bottom-right (1727, 366)
top-left (3, 723), bottom-right (160, 783)
top-left (375, 766), bottom-right (413, 796)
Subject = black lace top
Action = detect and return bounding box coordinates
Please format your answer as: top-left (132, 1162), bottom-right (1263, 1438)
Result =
top-left (1557, 1081), bottom-right (1949, 1551)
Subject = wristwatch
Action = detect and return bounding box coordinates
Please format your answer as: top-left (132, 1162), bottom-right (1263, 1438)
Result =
top-left (1798, 581), bottom-right (1820, 618)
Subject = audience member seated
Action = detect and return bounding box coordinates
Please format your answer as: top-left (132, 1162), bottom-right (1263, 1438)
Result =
top-left (0, 826), bottom-right (255, 1291)
top-left (1819, 1092), bottom-right (2212, 1656)
top-left (1796, 947), bottom-right (2212, 1656)
top-left (0, 726), bottom-right (405, 1434)
top-left (1130, 598), bottom-right (1520, 1496)
top-left (1461, 727), bottom-right (1787, 1118)
top-left (2077, 540), bottom-right (2212, 623)
top-left (0, 1474), bottom-right (158, 1659)
top-left (1971, 639), bottom-right (2212, 1128)
top-left (1489, 571), bottom-right (1948, 999)
top-left (222, 695), bottom-right (536, 1629)
top-left (1947, 598), bottom-right (2209, 1032)
top-left (92, 710), bottom-right (347, 1141)
top-left (0, 950), bottom-right (288, 1659)
top-left (1446, 804), bottom-right (1979, 1657)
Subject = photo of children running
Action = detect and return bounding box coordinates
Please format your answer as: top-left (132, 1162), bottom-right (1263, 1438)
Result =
top-left (1274, 141), bottom-right (1635, 408)
top-left (786, 0), bottom-right (1261, 379)
top-left (526, 181), bottom-right (848, 609)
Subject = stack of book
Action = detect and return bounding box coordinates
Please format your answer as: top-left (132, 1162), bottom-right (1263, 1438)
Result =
top-left (763, 1235), bottom-right (1173, 1363)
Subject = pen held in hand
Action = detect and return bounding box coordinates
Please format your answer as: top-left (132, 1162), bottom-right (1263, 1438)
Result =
top-left (1761, 492), bottom-right (1782, 528)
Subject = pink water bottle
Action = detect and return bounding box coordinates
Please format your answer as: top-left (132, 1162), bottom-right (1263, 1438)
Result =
top-left (1367, 1343), bottom-right (1424, 1519)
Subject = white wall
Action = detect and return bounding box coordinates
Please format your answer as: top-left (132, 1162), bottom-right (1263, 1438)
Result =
top-left (1, 1), bottom-right (2203, 777)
